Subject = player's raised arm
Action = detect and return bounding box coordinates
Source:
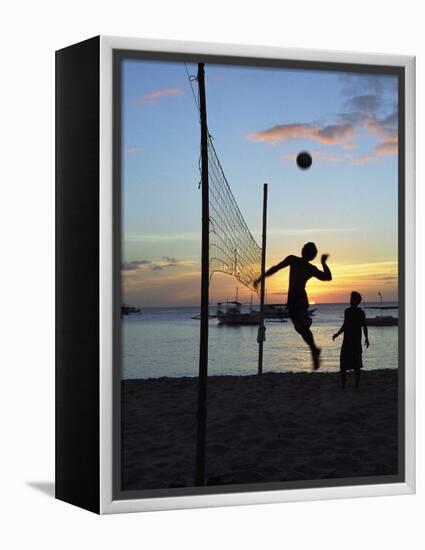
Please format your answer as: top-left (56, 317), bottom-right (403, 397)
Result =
top-left (311, 254), bottom-right (332, 281)
top-left (254, 255), bottom-right (294, 289)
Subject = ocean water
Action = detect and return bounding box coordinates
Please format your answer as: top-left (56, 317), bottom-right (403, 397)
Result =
top-left (122, 303), bottom-right (399, 379)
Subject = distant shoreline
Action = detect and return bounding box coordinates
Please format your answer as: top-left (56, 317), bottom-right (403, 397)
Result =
top-left (123, 301), bottom-right (399, 310)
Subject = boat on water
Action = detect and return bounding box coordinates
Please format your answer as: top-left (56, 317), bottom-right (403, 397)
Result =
top-left (365, 292), bottom-right (398, 327)
top-left (216, 300), bottom-right (261, 325)
top-left (367, 305), bottom-right (399, 310)
top-left (121, 304), bottom-right (142, 316)
top-left (366, 315), bottom-right (398, 327)
top-left (261, 303), bottom-right (316, 319)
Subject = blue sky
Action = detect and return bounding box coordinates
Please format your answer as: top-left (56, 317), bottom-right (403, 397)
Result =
top-left (121, 59), bottom-right (398, 306)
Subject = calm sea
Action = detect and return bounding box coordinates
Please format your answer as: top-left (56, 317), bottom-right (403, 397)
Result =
top-left (121, 303), bottom-right (398, 379)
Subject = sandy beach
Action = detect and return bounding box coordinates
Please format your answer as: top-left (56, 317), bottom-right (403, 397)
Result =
top-left (122, 369), bottom-right (398, 491)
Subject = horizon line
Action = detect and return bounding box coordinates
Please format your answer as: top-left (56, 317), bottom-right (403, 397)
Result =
top-left (124, 300), bottom-right (399, 308)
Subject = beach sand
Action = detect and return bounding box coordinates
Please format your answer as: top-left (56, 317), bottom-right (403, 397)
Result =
top-left (122, 370), bottom-right (398, 491)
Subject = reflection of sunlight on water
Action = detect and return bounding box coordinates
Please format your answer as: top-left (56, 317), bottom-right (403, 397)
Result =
top-left (122, 305), bottom-right (398, 379)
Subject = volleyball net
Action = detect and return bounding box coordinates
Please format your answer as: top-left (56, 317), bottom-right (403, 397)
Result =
top-left (207, 137), bottom-right (262, 292)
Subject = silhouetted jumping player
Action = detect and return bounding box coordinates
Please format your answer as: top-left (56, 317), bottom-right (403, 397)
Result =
top-left (254, 242), bottom-right (332, 370)
top-left (333, 291), bottom-right (369, 389)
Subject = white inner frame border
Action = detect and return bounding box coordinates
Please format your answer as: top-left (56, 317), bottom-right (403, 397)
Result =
top-left (99, 35), bottom-right (415, 514)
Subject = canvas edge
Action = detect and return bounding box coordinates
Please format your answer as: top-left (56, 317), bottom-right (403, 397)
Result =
top-left (99, 35), bottom-right (416, 515)
top-left (403, 55), bottom-right (415, 495)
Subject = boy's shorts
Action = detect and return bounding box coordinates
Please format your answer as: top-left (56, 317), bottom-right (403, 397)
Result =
top-left (288, 303), bottom-right (312, 333)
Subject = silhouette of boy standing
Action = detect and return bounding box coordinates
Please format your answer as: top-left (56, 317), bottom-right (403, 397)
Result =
top-left (333, 291), bottom-right (370, 388)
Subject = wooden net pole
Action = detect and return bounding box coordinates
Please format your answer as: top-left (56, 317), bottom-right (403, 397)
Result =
top-left (257, 183), bottom-right (268, 375)
top-left (195, 62), bottom-right (209, 485)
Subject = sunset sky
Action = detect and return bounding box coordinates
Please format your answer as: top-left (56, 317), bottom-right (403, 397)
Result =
top-left (121, 59), bottom-right (399, 307)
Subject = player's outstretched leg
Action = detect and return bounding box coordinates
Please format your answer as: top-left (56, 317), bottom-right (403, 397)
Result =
top-left (298, 327), bottom-right (321, 370)
top-left (290, 305), bottom-right (321, 370)
top-left (312, 345), bottom-right (321, 371)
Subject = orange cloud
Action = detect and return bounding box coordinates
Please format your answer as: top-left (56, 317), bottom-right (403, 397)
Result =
top-left (136, 87), bottom-right (183, 105)
top-left (362, 114), bottom-right (397, 141)
top-left (362, 113), bottom-right (398, 157)
top-left (247, 110), bottom-right (398, 160)
top-left (351, 154), bottom-right (378, 166)
top-left (374, 140), bottom-right (398, 156)
top-left (247, 122), bottom-right (355, 146)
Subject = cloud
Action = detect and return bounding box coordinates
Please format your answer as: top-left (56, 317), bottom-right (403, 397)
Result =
top-left (249, 109), bottom-right (398, 163)
top-left (338, 73), bottom-right (397, 97)
top-left (247, 123), bottom-right (310, 144)
top-left (162, 256), bottom-right (178, 264)
top-left (124, 146), bottom-right (143, 155)
top-left (151, 257), bottom-right (181, 271)
top-left (337, 110), bottom-right (397, 144)
top-left (317, 124), bottom-right (356, 144)
top-left (374, 140), bottom-right (398, 155)
top-left (344, 94), bottom-right (382, 114)
top-left (122, 257), bottom-right (182, 273)
top-left (338, 111), bottom-right (363, 126)
top-left (351, 154), bottom-right (378, 166)
top-left (247, 122), bottom-right (355, 146)
top-left (362, 111), bottom-right (398, 157)
top-left (135, 87), bottom-right (183, 105)
top-left (363, 111), bottom-right (398, 142)
top-left (247, 70), bottom-right (398, 162)
top-left (122, 260), bottom-right (151, 271)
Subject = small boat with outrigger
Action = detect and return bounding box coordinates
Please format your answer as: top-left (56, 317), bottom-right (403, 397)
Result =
top-left (215, 288), bottom-right (260, 325)
top-left (365, 292), bottom-right (398, 326)
top-left (215, 289), bottom-right (316, 326)
top-left (121, 303), bottom-right (142, 317)
top-left (216, 300), bottom-right (261, 325)
top-left (193, 288), bottom-right (317, 326)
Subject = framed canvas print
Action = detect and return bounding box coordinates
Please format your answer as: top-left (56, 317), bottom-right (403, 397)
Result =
top-left (55, 36), bottom-right (415, 514)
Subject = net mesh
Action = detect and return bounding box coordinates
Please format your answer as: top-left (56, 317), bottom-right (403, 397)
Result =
top-left (185, 64), bottom-right (262, 292)
top-left (207, 137), bottom-right (262, 292)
